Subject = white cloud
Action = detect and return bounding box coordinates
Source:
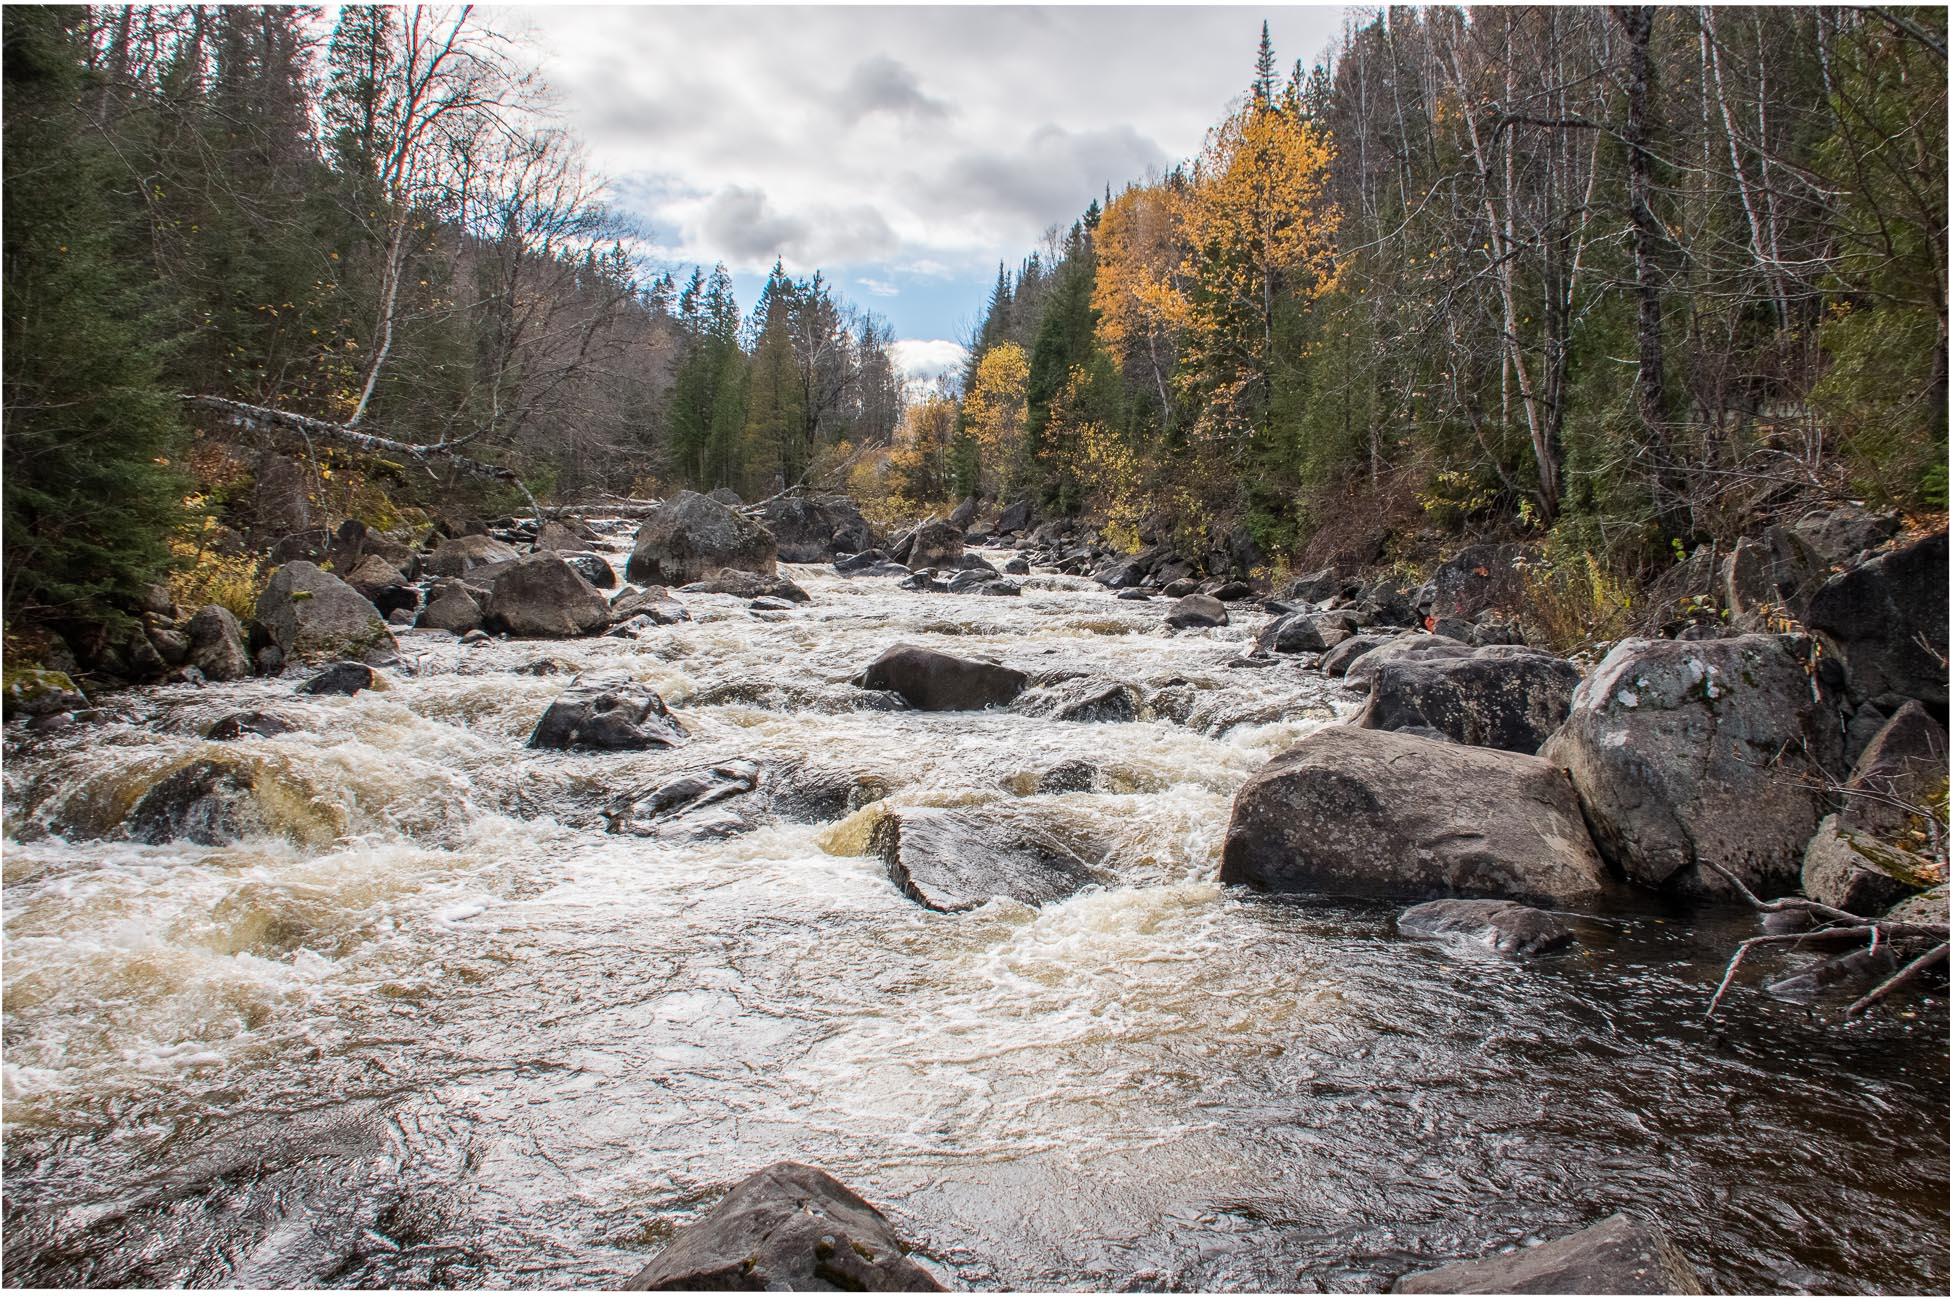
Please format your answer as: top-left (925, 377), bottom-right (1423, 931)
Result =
top-left (889, 339), bottom-right (969, 395)
top-left (858, 277), bottom-right (900, 298)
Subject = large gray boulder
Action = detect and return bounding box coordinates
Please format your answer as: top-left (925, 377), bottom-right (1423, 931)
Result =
top-left (758, 492), bottom-right (877, 562)
top-left (254, 561), bottom-right (396, 665)
top-left (416, 579), bottom-right (486, 634)
top-left (1354, 647), bottom-right (1582, 754)
top-left (859, 645), bottom-right (1027, 711)
top-left (1540, 635), bottom-right (1837, 900)
top-left (872, 803), bottom-right (1110, 912)
top-left (1255, 609), bottom-right (1360, 654)
top-left (1789, 503), bottom-right (1900, 566)
top-left (623, 1162), bottom-right (945, 1292)
top-left (186, 605), bottom-right (253, 682)
top-left (423, 534), bottom-right (520, 578)
top-left (1805, 531), bottom-right (1948, 709)
top-left (1165, 593), bottom-right (1228, 628)
top-left (1394, 1214), bottom-right (1702, 1295)
top-left (626, 490), bottom-right (778, 586)
top-left (900, 520), bottom-right (964, 571)
top-left (1341, 633), bottom-right (1473, 686)
top-left (483, 555), bottom-right (610, 637)
top-left (1219, 726), bottom-right (1613, 908)
top-left (527, 676), bottom-right (688, 750)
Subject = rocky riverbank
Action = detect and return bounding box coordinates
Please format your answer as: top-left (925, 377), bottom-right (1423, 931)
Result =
top-left (3, 488), bottom-right (1946, 1290)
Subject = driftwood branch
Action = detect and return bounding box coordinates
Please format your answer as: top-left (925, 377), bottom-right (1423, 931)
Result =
top-left (184, 395), bottom-right (544, 520)
top-left (1700, 861), bottom-right (1949, 1018)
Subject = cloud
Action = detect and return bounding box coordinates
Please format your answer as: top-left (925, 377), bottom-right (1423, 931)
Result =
top-left (693, 187), bottom-right (896, 269)
top-left (930, 123), bottom-right (1169, 230)
top-left (858, 277), bottom-right (900, 298)
top-left (838, 55), bottom-right (950, 123)
top-left (889, 339), bottom-right (969, 390)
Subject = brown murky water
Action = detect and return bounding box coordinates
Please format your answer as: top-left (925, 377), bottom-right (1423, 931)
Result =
top-left (5, 526), bottom-right (1947, 1290)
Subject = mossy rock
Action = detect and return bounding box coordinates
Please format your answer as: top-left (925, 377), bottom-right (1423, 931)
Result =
top-left (3, 668), bottom-right (88, 719)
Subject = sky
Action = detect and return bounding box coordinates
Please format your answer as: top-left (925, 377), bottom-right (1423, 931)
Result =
top-left (498, 5), bottom-right (1350, 386)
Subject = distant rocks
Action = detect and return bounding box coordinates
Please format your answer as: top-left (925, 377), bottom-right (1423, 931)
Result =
top-left (423, 534), bottom-right (520, 578)
top-left (1255, 609), bottom-right (1360, 654)
top-left (297, 661), bottom-right (378, 696)
top-left (681, 569), bottom-right (810, 603)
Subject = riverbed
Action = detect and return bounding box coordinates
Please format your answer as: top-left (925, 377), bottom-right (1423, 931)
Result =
top-left (4, 526), bottom-right (1946, 1291)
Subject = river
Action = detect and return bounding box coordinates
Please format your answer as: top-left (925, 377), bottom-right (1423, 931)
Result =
top-left (4, 521), bottom-right (1946, 1291)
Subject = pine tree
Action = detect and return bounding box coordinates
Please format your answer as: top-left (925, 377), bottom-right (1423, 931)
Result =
top-left (1252, 20), bottom-right (1276, 105)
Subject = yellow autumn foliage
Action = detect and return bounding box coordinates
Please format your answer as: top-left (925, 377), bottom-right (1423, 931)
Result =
top-left (962, 342), bottom-right (1030, 494)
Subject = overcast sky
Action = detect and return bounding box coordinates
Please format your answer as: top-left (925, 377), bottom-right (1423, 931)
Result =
top-left (498, 5), bottom-right (1349, 383)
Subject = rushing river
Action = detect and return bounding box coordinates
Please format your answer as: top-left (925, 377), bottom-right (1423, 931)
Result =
top-left (4, 522), bottom-right (1947, 1292)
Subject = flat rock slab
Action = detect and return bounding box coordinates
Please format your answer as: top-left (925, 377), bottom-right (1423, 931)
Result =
top-left (1394, 1214), bottom-right (1704, 1294)
top-left (872, 804), bottom-right (1109, 912)
top-left (1396, 898), bottom-right (1573, 956)
top-left (624, 1161), bottom-right (944, 1291)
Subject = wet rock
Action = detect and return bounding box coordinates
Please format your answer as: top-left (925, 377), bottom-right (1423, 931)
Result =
top-left (758, 492), bottom-right (877, 562)
top-left (683, 570), bottom-right (810, 603)
top-left (610, 585), bottom-right (692, 625)
top-left (1003, 556), bottom-right (1030, 576)
top-left (623, 1161), bottom-right (945, 1291)
top-left (1255, 609), bottom-right (1359, 654)
top-left (605, 759), bottom-right (763, 840)
top-left (3, 668), bottom-right (89, 719)
top-left (1036, 759), bottom-right (1101, 794)
top-left (1800, 815), bottom-right (1934, 915)
top-left (125, 758), bottom-right (263, 846)
top-left (859, 645), bottom-right (1027, 711)
top-left (1805, 531), bottom-right (1948, 709)
top-left (1319, 634), bottom-right (1391, 678)
top-left (1393, 1213), bottom-right (1702, 1295)
top-left (554, 551), bottom-right (617, 589)
top-left (1354, 647), bottom-right (1582, 754)
top-left (254, 561), bottom-right (396, 665)
top-left (417, 579), bottom-right (486, 634)
top-left (205, 711), bottom-right (296, 741)
top-left (1220, 725), bottom-right (1612, 908)
top-left (1421, 542), bottom-right (1532, 622)
top-left (900, 520), bottom-right (964, 571)
top-left (1839, 700), bottom-right (1947, 841)
top-left (297, 661), bottom-right (377, 696)
top-left (460, 629), bottom-right (493, 647)
top-left (1540, 634), bottom-right (1839, 900)
top-left (1396, 898), bottom-right (1573, 956)
top-left (627, 490), bottom-right (778, 586)
top-left (1165, 594), bottom-right (1227, 628)
top-left (1014, 678), bottom-right (1141, 724)
top-left (528, 676), bottom-right (688, 751)
top-left (423, 534), bottom-right (520, 578)
top-left (834, 548), bottom-right (890, 575)
top-left (872, 803), bottom-right (1110, 912)
top-left (749, 595), bottom-right (797, 613)
top-left (484, 554), bottom-right (611, 638)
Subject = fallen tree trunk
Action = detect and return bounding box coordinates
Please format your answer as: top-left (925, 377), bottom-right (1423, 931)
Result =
top-left (183, 395), bottom-right (544, 520)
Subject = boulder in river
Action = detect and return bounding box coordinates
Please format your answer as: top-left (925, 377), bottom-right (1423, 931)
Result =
top-left (484, 554), bottom-right (611, 638)
top-left (254, 561), bottom-right (397, 665)
top-left (1396, 898), bottom-right (1574, 956)
top-left (858, 645), bottom-right (1027, 711)
top-left (1393, 1213), bottom-right (1703, 1295)
top-left (681, 569), bottom-right (810, 603)
top-left (297, 661), bottom-right (378, 696)
top-left (186, 605), bottom-right (253, 682)
top-left (1165, 594), bottom-right (1228, 628)
top-left (1255, 609), bottom-right (1360, 654)
top-left (605, 759), bottom-right (763, 840)
top-left (758, 492), bottom-right (877, 562)
top-left (119, 753), bottom-right (339, 848)
top-left (417, 579), bottom-right (487, 634)
top-left (528, 676), bottom-right (688, 750)
top-left (1013, 676), bottom-right (1141, 724)
top-left (872, 803), bottom-right (1110, 912)
top-left (1540, 634), bottom-right (1838, 900)
top-left (1220, 725), bottom-right (1613, 908)
top-left (3, 668), bottom-right (89, 719)
top-left (1805, 531), bottom-right (1948, 709)
top-left (900, 520), bottom-right (964, 571)
top-left (553, 551), bottom-right (617, 589)
top-left (626, 490), bottom-right (778, 586)
top-left (610, 585), bottom-right (692, 625)
top-left (205, 711), bottom-right (296, 741)
top-left (623, 1161), bottom-right (945, 1291)
top-left (423, 534), bottom-right (520, 578)
top-left (1354, 646), bottom-right (1582, 754)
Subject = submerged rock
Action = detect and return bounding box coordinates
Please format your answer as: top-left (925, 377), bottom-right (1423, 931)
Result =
top-left (1393, 1213), bottom-right (1703, 1295)
top-left (1396, 898), bottom-right (1573, 956)
top-left (872, 803), bottom-right (1109, 912)
top-left (297, 661), bottom-right (378, 696)
top-left (1765, 944), bottom-right (1900, 1001)
top-left (858, 645), bottom-right (1027, 711)
top-left (623, 1161), bottom-right (945, 1291)
top-left (1220, 726), bottom-right (1612, 908)
top-left (528, 676), bottom-right (688, 751)
top-left (605, 759), bottom-right (763, 840)
top-left (205, 711), bottom-right (296, 741)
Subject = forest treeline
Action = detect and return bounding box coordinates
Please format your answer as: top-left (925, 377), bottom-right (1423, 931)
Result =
top-left (932, 8), bottom-right (1945, 582)
top-left (3, 4), bottom-right (902, 627)
top-left (3, 5), bottom-right (1946, 642)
